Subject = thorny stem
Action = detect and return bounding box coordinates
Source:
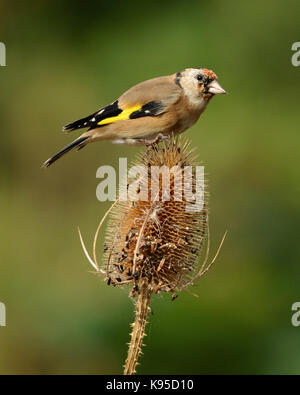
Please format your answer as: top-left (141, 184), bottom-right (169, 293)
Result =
top-left (123, 280), bottom-right (152, 375)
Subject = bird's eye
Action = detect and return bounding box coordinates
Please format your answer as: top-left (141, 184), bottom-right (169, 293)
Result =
top-left (197, 75), bottom-right (203, 81)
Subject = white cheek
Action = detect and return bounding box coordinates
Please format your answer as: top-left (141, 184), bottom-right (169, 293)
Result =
top-left (183, 86), bottom-right (202, 105)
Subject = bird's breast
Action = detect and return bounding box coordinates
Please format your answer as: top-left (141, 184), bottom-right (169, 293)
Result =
top-left (173, 96), bottom-right (207, 132)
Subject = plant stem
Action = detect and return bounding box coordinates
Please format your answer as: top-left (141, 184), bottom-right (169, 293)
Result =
top-left (123, 280), bottom-right (152, 375)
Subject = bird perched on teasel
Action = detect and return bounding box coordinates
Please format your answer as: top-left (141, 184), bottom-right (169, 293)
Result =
top-left (43, 68), bottom-right (226, 167)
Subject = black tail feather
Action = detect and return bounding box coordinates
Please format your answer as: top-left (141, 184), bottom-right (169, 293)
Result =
top-left (42, 136), bottom-right (89, 168)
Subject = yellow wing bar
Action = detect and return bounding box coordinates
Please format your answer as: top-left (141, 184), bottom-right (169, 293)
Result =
top-left (97, 104), bottom-right (141, 126)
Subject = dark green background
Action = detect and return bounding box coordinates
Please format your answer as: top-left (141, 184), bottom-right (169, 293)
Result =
top-left (0, 0), bottom-right (299, 374)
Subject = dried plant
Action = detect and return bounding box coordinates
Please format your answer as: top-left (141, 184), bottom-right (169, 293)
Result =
top-left (79, 138), bottom-right (226, 375)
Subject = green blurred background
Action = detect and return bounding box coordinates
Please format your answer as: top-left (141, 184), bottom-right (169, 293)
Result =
top-left (0, 0), bottom-right (300, 374)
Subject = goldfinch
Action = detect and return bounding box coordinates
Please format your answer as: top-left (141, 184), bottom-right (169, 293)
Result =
top-left (43, 68), bottom-right (226, 167)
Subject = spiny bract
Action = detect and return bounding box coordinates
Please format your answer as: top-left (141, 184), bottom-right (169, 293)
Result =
top-left (102, 138), bottom-right (208, 297)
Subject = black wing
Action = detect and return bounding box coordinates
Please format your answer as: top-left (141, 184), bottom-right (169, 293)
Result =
top-left (63, 100), bottom-right (122, 132)
top-left (129, 101), bottom-right (164, 119)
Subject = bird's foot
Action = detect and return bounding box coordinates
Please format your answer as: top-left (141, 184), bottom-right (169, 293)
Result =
top-left (140, 134), bottom-right (170, 159)
top-left (143, 133), bottom-right (170, 146)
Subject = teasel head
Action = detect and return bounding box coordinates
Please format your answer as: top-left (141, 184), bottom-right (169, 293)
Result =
top-left (79, 137), bottom-right (226, 375)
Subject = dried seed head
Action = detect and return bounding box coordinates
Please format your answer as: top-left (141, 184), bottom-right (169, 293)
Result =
top-left (103, 138), bottom-right (208, 294)
top-left (78, 137), bottom-right (227, 375)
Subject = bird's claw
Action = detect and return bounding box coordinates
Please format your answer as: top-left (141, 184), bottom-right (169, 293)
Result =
top-left (144, 133), bottom-right (170, 146)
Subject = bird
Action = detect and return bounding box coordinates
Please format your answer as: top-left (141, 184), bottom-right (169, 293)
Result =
top-left (42, 68), bottom-right (226, 167)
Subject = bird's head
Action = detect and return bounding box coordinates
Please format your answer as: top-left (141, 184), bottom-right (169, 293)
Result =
top-left (175, 68), bottom-right (226, 104)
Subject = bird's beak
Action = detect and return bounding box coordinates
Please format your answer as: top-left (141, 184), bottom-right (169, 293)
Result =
top-left (208, 80), bottom-right (227, 95)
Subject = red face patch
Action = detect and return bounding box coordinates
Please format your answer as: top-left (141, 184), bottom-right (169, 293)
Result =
top-left (202, 68), bottom-right (217, 80)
